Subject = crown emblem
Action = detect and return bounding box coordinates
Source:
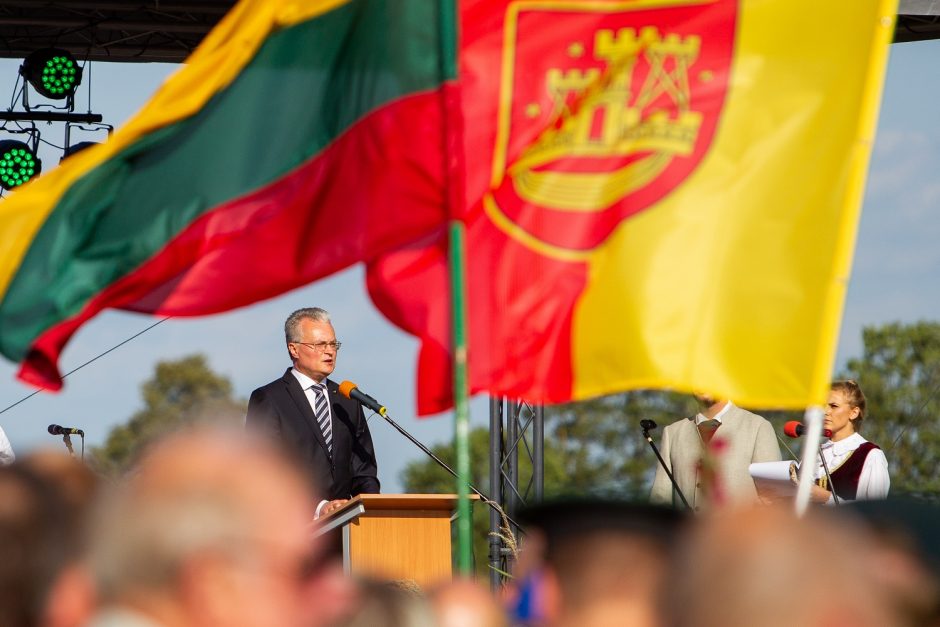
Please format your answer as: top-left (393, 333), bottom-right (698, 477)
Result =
top-left (484, 0), bottom-right (736, 257)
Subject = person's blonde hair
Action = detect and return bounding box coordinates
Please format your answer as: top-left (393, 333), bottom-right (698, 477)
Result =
top-left (831, 380), bottom-right (867, 432)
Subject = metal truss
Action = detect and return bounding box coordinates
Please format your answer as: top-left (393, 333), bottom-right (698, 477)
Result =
top-left (488, 397), bottom-right (543, 590)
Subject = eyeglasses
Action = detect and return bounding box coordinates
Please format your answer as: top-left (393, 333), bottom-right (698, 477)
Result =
top-left (293, 341), bottom-right (342, 352)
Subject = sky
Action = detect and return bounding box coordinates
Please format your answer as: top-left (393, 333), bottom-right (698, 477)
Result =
top-left (0, 36), bottom-right (938, 493)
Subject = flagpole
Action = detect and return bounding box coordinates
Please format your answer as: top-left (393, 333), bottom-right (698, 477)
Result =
top-left (794, 406), bottom-right (825, 516)
top-left (439, 0), bottom-right (473, 575)
top-left (449, 221), bottom-right (473, 574)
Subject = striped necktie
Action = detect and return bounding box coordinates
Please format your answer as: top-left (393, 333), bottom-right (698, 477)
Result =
top-left (312, 383), bottom-right (332, 455)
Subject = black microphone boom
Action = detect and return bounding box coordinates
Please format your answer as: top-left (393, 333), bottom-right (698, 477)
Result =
top-left (640, 419), bottom-right (692, 511)
top-left (337, 380), bottom-right (521, 529)
top-left (48, 424), bottom-right (84, 437)
top-left (348, 387), bottom-right (387, 417)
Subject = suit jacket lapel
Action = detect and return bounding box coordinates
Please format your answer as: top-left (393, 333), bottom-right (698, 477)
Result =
top-left (719, 405), bottom-right (741, 436)
top-left (680, 418), bottom-right (703, 452)
top-left (281, 369), bottom-right (331, 458)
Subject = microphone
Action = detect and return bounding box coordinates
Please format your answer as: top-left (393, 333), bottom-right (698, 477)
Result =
top-left (338, 381), bottom-right (387, 417)
top-left (48, 424), bottom-right (84, 437)
top-left (783, 421), bottom-right (831, 439)
top-left (640, 419), bottom-right (657, 432)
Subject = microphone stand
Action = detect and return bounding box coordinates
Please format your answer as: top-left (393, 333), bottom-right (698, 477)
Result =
top-left (641, 420), bottom-right (692, 511)
top-left (781, 433), bottom-right (840, 507)
top-left (373, 409), bottom-right (523, 530)
top-left (818, 447), bottom-right (840, 506)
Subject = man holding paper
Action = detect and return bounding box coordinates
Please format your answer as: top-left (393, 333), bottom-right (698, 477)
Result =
top-left (650, 394), bottom-right (781, 510)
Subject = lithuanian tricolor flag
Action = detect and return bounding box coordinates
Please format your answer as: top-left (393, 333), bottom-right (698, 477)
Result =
top-left (0, 0), bottom-right (455, 389)
top-left (0, 0), bottom-right (897, 415)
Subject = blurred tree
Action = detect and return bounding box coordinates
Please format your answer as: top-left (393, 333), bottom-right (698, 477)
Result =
top-left (841, 321), bottom-right (940, 498)
top-left (544, 390), bottom-right (699, 498)
top-left (90, 354), bottom-right (246, 477)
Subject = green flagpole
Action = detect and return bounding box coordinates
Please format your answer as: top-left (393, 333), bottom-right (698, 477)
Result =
top-left (449, 221), bottom-right (473, 575)
top-left (439, 0), bottom-right (472, 575)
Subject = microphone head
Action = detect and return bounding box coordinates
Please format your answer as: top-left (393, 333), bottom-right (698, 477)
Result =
top-left (47, 424), bottom-right (60, 435)
top-left (783, 421), bottom-right (802, 438)
top-left (338, 380), bottom-right (357, 400)
top-left (640, 419), bottom-right (657, 431)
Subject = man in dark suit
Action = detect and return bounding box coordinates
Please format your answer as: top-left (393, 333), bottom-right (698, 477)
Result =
top-left (247, 307), bottom-right (379, 518)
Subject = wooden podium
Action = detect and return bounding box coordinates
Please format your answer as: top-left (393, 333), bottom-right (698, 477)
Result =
top-left (315, 494), bottom-right (475, 587)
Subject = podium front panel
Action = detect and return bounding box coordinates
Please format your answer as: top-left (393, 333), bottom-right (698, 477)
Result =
top-left (347, 508), bottom-right (452, 587)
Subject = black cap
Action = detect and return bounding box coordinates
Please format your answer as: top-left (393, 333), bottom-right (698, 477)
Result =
top-left (517, 497), bottom-right (689, 548)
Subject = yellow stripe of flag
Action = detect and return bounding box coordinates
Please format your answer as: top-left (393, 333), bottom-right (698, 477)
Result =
top-left (0, 0), bottom-right (350, 301)
top-left (573, 0), bottom-right (897, 408)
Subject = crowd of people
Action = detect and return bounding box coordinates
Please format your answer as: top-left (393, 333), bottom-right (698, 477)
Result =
top-left (0, 421), bottom-right (937, 627)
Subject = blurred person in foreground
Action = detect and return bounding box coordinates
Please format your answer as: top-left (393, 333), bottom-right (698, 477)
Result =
top-left (804, 380), bottom-right (889, 504)
top-left (509, 499), bottom-right (687, 627)
top-left (86, 426), bottom-right (355, 627)
top-left (666, 504), bottom-right (936, 627)
top-left (850, 498), bottom-right (940, 625)
top-left (0, 452), bottom-right (99, 627)
top-left (0, 422), bottom-right (14, 465)
top-left (431, 578), bottom-right (507, 627)
top-left (651, 393), bottom-right (780, 510)
top-left (334, 578), bottom-right (434, 627)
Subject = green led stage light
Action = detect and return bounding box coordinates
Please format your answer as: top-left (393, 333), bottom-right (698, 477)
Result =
top-left (21, 49), bottom-right (83, 100)
top-left (0, 141), bottom-right (42, 190)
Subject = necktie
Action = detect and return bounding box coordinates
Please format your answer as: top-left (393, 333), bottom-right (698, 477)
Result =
top-left (698, 419), bottom-right (720, 445)
top-left (312, 383), bottom-right (332, 454)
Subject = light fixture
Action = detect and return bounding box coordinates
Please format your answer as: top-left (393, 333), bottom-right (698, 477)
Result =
top-left (21, 48), bottom-right (83, 100)
top-left (0, 140), bottom-right (42, 190)
top-left (61, 141), bottom-right (98, 161)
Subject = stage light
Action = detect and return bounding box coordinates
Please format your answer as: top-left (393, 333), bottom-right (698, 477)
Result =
top-left (62, 141), bottom-right (98, 161)
top-left (0, 140), bottom-right (42, 190)
top-left (21, 49), bottom-right (83, 100)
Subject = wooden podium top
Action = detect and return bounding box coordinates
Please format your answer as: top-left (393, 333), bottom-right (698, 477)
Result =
top-left (316, 493), bottom-right (479, 535)
top-left (340, 493), bottom-right (477, 511)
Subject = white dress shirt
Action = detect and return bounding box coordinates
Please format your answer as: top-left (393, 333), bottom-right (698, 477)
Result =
top-left (0, 425), bottom-right (14, 466)
top-left (815, 432), bottom-right (889, 505)
top-left (694, 401), bottom-right (734, 426)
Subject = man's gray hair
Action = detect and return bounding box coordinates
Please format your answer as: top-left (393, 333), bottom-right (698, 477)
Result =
top-left (88, 427), bottom-right (312, 604)
top-left (284, 307), bottom-right (331, 343)
top-left (90, 485), bottom-right (255, 602)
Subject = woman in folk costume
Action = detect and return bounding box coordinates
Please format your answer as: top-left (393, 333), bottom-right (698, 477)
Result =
top-left (809, 380), bottom-right (890, 505)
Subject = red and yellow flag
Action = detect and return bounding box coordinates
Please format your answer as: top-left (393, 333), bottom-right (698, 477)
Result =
top-left (370, 0), bottom-right (897, 414)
